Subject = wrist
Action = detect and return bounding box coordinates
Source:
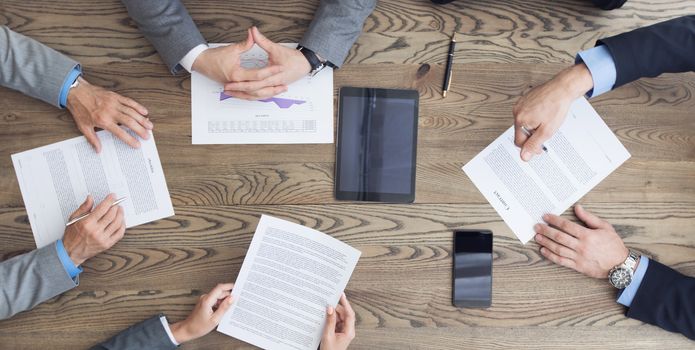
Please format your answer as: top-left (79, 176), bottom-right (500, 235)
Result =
top-left (65, 244), bottom-right (86, 266)
top-left (66, 77), bottom-right (88, 112)
top-left (191, 49), bottom-right (209, 74)
top-left (170, 321), bottom-right (194, 344)
top-left (613, 246), bottom-right (630, 268)
top-left (558, 63), bottom-right (594, 98)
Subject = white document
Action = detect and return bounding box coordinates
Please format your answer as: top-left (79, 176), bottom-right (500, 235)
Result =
top-left (217, 215), bottom-right (361, 350)
top-left (191, 43), bottom-right (334, 144)
top-left (12, 129), bottom-right (175, 248)
top-left (463, 97), bottom-right (631, 243)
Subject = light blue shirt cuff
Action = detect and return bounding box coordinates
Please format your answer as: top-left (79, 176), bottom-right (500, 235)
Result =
top-left (55, 239), bottom-right (83, 280)
top-left (617, 256), bottom-right (649, 307)
top-left (575, 45), bottom-right (617, 98)
top-left (58, 65), bottom-right (82, 108)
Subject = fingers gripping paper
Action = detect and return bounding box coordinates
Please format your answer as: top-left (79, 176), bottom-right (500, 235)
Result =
top-left (463, 98), bottom-right (630, 243)
top-left (217, 215), bottom-right (361, 350)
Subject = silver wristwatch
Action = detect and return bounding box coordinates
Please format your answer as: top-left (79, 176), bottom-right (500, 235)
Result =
top-left (608, 250), bottom-right (639, 289)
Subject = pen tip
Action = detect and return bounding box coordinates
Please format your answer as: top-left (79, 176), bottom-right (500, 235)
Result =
top-left (442, 91), bottom-right (447, 98)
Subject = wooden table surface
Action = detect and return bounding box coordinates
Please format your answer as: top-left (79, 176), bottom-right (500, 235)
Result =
top-left (1, 0), bottom-right (694, 349)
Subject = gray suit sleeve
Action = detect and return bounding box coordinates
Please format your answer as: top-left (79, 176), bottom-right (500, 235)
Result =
top-left (0, 242), bottom-right (78, 320)
top-left (299, 0), bottom-right (377, 67)
top-left (91, 315), bottom-right (178, 350)
top-left (0, 26), bottom-right (79, 108)
top-left (120, 0), bottom-right (207, 74)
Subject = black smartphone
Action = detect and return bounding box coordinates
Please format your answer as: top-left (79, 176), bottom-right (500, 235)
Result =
top-left (452, 230), bottom-right (493, 308)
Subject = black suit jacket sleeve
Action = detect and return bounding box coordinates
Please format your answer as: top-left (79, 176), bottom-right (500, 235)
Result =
top-left (597, 15), bottom-right (695, 89)
top-left (626, 259), bottom-right (695, 340)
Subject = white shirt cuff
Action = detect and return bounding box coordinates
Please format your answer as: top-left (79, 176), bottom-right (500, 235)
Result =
top-left (159, 316), bottom-right (180, 346)
top-left (179, 44), bottom-right (209, 73)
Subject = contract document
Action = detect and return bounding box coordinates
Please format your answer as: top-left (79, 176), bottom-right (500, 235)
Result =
top-left (463, 97), bottom-right (630, 243)
top-left (12, 129), bottom-right (174, 248)
top-left (217, 215), bottom-right (361, 350)
top-left (191, 43), bottom-right (334, 144)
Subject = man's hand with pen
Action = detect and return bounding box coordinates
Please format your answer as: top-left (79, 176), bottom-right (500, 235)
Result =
top-left (512, 62), bottom-right (594, 161)
top-left (62, 194), bottom-right (126, 266)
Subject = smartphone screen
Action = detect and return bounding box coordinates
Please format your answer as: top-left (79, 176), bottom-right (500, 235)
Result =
top-left (453, 230), bottom-right (493, 308)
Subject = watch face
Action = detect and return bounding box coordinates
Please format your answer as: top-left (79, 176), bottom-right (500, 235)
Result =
top-left (609, 268), bottom-right (633, 289)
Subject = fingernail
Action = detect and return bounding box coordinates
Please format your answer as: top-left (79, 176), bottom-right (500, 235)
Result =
top-left (534, 234), bottom-right (541, 241)
top-left (542, 214), bottom-right (549, 220)
top-left (521, 151), bottom-right (531, 161)
top-left (533, 224), bottom-right (541, 231)
top-left (228, 297), bottom-right (234, 304)
top-left (327, 306), bottom-right (334, 315)
top-left (540, 247), bottom-right (546, 253)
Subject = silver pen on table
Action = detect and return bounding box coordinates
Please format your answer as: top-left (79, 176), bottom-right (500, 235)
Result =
top-left (520, 126), bottom-right (548, 152)
top-left (65, 197), bottom-right (127, 227)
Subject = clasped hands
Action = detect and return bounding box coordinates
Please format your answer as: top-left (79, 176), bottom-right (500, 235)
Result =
top-left (192, 26), bottom-right (311, 100)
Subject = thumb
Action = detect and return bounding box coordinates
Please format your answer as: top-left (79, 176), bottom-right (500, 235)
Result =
top-left (211, 296), bottom-right (234, 323)
top-left (251, 26), bottom-right (275, 53)
top-left (520, 128), bottom-right (549, 161)
top-left (237, 27), bottom-right (255, 53)
top-left (70, 195), bottom-right (94, 220)
top-left (322, 306), bottom-right (337, 340)
top-left (575, 204), bottom-right (607, 229)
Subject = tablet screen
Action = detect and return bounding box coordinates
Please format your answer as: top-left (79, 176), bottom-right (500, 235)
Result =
top-left (335, 88), bottom-right (419, 202)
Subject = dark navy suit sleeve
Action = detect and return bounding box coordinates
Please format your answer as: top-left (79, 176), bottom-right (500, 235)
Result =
top-left (597, 15), bottom-right (695, 89)
top-left (626, 259), bottom-right (695, 340)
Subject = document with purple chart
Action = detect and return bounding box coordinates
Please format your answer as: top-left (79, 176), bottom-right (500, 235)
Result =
top-left (462, 98), bottom-right (630, 243)
top-left (192, 43), bottom-right (333, 144)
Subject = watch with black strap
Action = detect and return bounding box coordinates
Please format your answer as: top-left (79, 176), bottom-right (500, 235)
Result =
top-left (297, 45), bottom-right (334, 76)
top-left (608, 250), bottom-right (639, 289)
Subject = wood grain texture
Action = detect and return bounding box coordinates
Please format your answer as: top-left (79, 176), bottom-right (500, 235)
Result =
top-left (1, 0), bottom-right (694, 349)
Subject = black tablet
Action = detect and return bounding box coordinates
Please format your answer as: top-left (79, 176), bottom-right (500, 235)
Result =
top-left (335, 87), bottom-right (419, 203)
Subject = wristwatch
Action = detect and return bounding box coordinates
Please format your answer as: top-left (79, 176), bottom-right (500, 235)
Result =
top-left (70, 75), bottom-right (81, 90)
top-left (608, 250), bottom-right (639, 289)
top-left (297, 45), bottom-right (333, 76)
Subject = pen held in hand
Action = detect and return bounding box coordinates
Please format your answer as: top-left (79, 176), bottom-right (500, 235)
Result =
top-left (520, 126), bottom-right (548, 152)
top-left (65, 197), bottom-right (127, 227)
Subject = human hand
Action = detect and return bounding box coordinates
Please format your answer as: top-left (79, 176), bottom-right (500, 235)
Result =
top-left (170, 283), bottom-right (235, 344)
top-left (192, 28), bottom-right (284, 93)
top-left (534, 204), bottom-right (629, 279)
top-left (223, 26), bottom-right (311, 100)
top-left (66, 77), bottom-right (151, 153)
top-left (512, 63), bottom-right (593, 161)
top-left (62, 194), bottom-right (126, 266)
top-left (320, 293), bottom-right (356, 350)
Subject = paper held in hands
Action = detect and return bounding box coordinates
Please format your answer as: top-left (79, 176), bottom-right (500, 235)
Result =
top-left (11, 129), bottom-right (175, 248)
top-left (217, 215), bottom-right (361, 350)
top-left (463, 97), bottom-right (631, 243)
